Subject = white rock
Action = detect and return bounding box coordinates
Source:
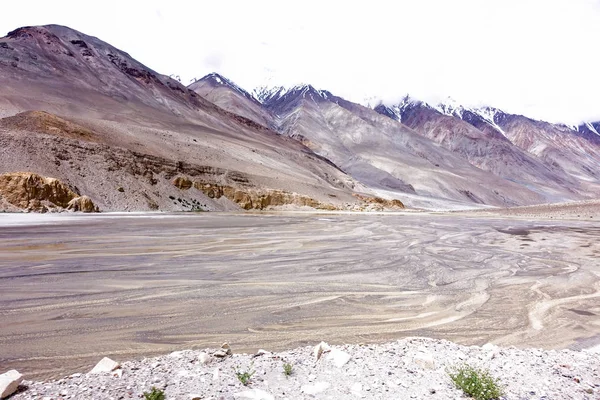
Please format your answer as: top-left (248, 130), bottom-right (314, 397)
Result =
top-left (254, 349), bottom-right (270, 357)
top-left (169, 350), bottom-right (187, 358)
top-left (198, 352), bottom-right (211, 365)
top-left (481, 343), bottom-right (497, 351)
top-left (212, 367), bottom-right (220, 381)
top-left (327, 348), bottom-right (351, 367)
top-left (301, 381), bottom-right (331, 395)
top-left (89, 357), bottom-right (120, 374)
top-left (413, 351), bottom-right (435, 370)
top-left (351, 382), bottom-right (363, 396)
top-left (233, 388), bottom-right (275, 400)
top-left (113, 369), bottom-right (123, 378)
top-left (313, 341), bottom-right (331, 361)
top-left (213, 349), bottom-right (229, 358)
top-left (0, 370), bottom-right (23, 399)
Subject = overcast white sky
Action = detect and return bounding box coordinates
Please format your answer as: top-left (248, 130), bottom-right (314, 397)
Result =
top-left (1, 0), bottom-right (600, 124)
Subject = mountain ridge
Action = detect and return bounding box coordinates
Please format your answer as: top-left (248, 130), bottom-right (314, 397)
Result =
top-left (2, 24), bottom-right (600, 211)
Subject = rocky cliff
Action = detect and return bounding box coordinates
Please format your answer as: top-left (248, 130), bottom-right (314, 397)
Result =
top-left (0, 172), bottom-right (99, 212)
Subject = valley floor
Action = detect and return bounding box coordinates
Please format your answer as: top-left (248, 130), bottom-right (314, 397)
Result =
top-left (1, 209), bottom-right (599, 384)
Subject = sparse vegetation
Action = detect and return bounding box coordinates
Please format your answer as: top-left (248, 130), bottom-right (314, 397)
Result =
top-left (234, 364), bottom-right (255, 386)
top-left (447, 364), bottom-right (504, 400)
top-left (143, 387), bottom-right (165, 400)
top-left (283, 362), bottom-right (294, 377)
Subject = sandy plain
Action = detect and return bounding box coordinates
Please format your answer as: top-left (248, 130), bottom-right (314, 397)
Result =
top-left (0, 211), bottom-right (599, 380)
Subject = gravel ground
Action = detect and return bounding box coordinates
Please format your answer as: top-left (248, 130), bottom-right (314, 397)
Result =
top-left (9, 337), bottom-right (599, 400)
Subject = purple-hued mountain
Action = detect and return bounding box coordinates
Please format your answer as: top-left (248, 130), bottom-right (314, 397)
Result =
top-left (2, 23), bottom-right (600, 211)
top-left (0, 25), bottom-right (361, 212)
top-left (189, 74), bottom-right (600, 208)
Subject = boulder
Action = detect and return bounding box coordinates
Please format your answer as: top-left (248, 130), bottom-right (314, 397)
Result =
top-left (327, 348), bottom-right (351, 367)
top-left (213, 343), bottom-right (232, 358)
top-left (67, 195), bottom-right (99, 212)
top-left (314, 341), bottom-right (331, 361)
top-left (89, 357), bottom-right (120, 374)
top-left (0, 369), bottom-right (22, 399)
top-left (198, 352), bottom-right (211, 365)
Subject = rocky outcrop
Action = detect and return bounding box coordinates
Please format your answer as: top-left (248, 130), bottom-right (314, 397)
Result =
top-left (0, 111), bottom-right (98, 142)
top-left (171, 177), bottom-right (340, 210)
top-left (171, 175), bottom-right (406, 211)
top-left (67, 195), bottom-right (99, 212)
top-left (172, 176), bottom-right (193, 190)
top-left (193, 182), bottom-right (339, 211)
top-left (0, 172), bottom-right (99, 212)
top-left (353, 194), bottom-right (405, 210)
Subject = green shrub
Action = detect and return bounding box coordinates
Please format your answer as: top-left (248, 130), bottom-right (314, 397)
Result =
top-left (234, 364), bottom-right (255, 386)
top-left (283, 362), bottom-right (293, 377)
top-left (447, 364), bottom-right (504, 400)
top-left (143, 387), bottom-right (165, 400)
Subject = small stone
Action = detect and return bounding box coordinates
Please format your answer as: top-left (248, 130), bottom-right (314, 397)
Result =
top-left (351, 382), bottom-right (362, 396)
top-left (89, 357), bottom-right (120, 374)
top-left (169, 350), bottom-right (187, 358)
top-left (301, 381), bottom-right (331, 395)
top-left (213, 349), bottom-right (229, 358)
top-left (327, 348), bottom-right (352, 367)
top-left (413, 351), bottom-right (435, 370)
top-left (233, 388), bottom-right (275, 400)
top-left (313, 341), bottom-right (331, 361)
top-left (1, 370), bottom-right (25, 398)
top-left (481, 343), bottom-right (497, 351)
top-left (253, 349), bottom-right (270, 358)
top-left (198, 352), bottom-right (211, 365)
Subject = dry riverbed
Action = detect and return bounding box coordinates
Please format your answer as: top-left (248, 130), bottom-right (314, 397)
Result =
top-left (0, 211), bottom-right (599, 383)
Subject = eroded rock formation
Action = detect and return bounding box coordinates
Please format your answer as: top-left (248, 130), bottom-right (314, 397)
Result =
top-left (0, 172), bottom-right (99, 212)
top-left (192, 181), bottom-right (338, 211)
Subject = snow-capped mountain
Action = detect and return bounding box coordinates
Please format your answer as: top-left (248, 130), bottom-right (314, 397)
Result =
top-left (189, 72), bottom-right (259, 105)
top-left (189, 73), bottom-right (276, 129)
top-left (375, 95), bottom-right (600, 188)
top-left (189, 73), bottom-right (600, 207)
top-left (253, 84), bottom-right (332, 112)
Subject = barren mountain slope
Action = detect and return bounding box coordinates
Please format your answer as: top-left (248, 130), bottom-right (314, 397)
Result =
top-left (0, 25), bottom-right (364, 211)
top-left (257, 86), bottom-right (550, 208)
top-left (493, 113), bottom-right (600, 188)
top-left (377, 101), bottom-right (585, 203)
top-left (189, 73), bottom-right (276, 130)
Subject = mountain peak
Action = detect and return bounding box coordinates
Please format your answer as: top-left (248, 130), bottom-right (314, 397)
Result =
top-left (435, 97), bottom-right (465, 118)
top-left (252, 83), bottom-right (331, 111)
top-left (192, 72), bottom-right (259, 104)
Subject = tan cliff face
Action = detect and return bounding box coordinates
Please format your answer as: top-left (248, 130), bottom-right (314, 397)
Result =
top-left (0, 172), bottom-right (99, 212)
top-left (172, 176), bottom-right (405, 211)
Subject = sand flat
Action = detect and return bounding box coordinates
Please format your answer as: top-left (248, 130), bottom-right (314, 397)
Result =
top-left (0, 211), bottom-right (599, 379)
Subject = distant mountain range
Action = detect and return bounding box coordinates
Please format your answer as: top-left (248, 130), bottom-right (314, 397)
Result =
top-left (191, 72), bottom-right (600, 208)
top-left (1, 24), bottom-right (599, 211)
